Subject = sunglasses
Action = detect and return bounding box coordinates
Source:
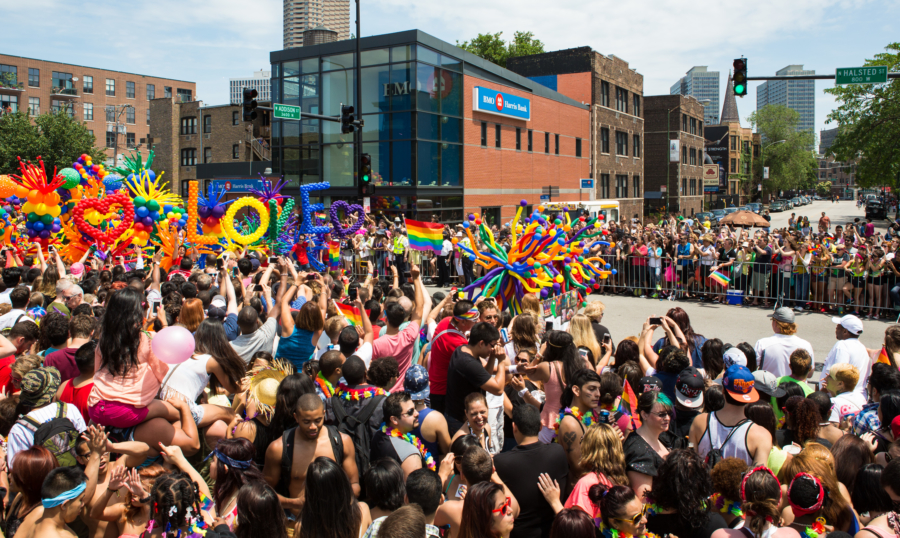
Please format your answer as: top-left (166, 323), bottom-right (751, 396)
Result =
top-left (401, 408), bottom-right (416, 418)
top-left (492, 496), bottom-right (512, 516)
top-left (613, 503), bottom-right (648, 526)
top-left (650, 410), bottom-right (673, 418)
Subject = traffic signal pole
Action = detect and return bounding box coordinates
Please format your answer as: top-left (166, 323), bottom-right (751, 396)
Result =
top-left (355, 0), bottom-right (362, 204)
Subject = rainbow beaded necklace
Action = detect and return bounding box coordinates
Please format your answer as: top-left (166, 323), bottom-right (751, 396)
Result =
top-left (380, 423), bottom-right (436, 471)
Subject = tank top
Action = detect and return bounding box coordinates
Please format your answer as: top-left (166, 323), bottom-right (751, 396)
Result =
top-left (60, 379), bottom-right (94, 424)
top-left (411, 407), bottom-right (441, 457)
top-left (697, 412), bottom-right (753, 464)
top-left (540, 363), bottom-right (564, 429)
top-left (159, 354), bottom-right (212, 403)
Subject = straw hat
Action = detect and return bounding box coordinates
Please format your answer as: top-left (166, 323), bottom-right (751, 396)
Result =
top-left (247, 359), bottom-right (294, 420)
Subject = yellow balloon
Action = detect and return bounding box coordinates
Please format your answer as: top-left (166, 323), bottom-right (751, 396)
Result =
top-left (22, 202), bottom-right (35, 214)
top-left (222, 197), bottom-right (269, 246)
top-left (49, 206), bottom-right (61, 218)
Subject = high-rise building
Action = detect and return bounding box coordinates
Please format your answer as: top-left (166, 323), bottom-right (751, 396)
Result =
top-left (670, 66), bottom-right (720, 126)
top-left (229, 70), bottom-right (271, 105)
top-left (819, 127), bottom-right (838, 154)
top-left (283, 0), bottom-right (349, 49)
top-left (756, 64), bottom-right (815, 133)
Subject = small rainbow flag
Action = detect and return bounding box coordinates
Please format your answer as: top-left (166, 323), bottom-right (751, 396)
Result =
top-left (618, 379), bottom-right (641, 429)
top-left (709, 270), bottom-right (731, 286)
top-left (335, 301), bottom-right (363, 326)
top-left (328, 241), bottom-right (340, 269)
top-left (405, 218), bottom-right (443, 255)
top-left (877, 346), bottom-right (892, 365)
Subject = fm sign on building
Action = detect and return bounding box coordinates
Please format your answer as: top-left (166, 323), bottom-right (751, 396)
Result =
top-left (473, 86), bottom-right (531, 121)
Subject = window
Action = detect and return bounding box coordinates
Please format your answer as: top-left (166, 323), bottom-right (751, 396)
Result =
top-left (180, 117), bottom-right (197, 135)
top-left (164, 87), bottom-right (172, 98)
top-left (495, 124), bottom-right (500, 148)
top-left (690, 118), bottom-right (697, 135)
top-left (615, 131), bottom-right (628, 156)
top-left (528, 130), bottom-right (533, 152)
top-left (126, 133), bottom-right (135, 148)
top-left (177, 89), bottom-right (192, 103)
top-left (633, 176), bottom-right (640, 198)
top-left (147, 84), bottom-right (155, 100)
top-left (106, 78), bottom-right (115, 96)
top-left (516, 128), bottom-right (521, 151)
top-left (690, 178), bottom-right (697, 196)
top-left (52, 71), bottom-right (73, 92)
top-left (480, 122), bottom-right (487, 147)
top-left (632, 94), bottom-right (640, 117)
top-left (545, 132), bottom-right (550, 154)
top-left (615, 175), bottom-right (628, 198)
top-left (125, 107), bottom-right (134, 124)
top-left (555, 134), bottom-right (559, 155)
top-left (82, 102), bottom-right (92, 120)
top-left (632, 134), bottom-right (640, 158)
top-left (615, 87), bottom-right (628, 113)
top-left (600, 174), bottom-right (610, 199)
top-left (601, 128), bottom-right (610, 154)
top-left (690, 148), bottom-right (696, 165)
top-left (204, 148), bottom-right (212, 163)
top-left (233, 145), bottom-right (240, 159)
top-left (699, 120), bottom-right (703, 133)
top-left (0, 65), bottom-right (17, 85)
top-left (232, 111), bottom-right (239, 125)
top-left (754, 145), bottom-right (760, 157)
top-left (180, 148), bottom-right (197, 166)
top-left (730, 136), bottom-right (737, 150)
top-left (106, 132), bottom-right (116, 148)
top-left (28, 97), bottom-right (39, 116)
top-left (698, 148), bottom-right (703, 162)
top-left (147, 109), bottom-right (150, 125)
top-left (126, 81), bottom-right (135, 99)
top-left (743, 140), bottom-right (750, 153)
top-left (682, 178), bottom-right (687, 195)
top-left (51, 99), bottom-right (72, 117)
top-left (105, 105), bottom-right (115, 123)
top-left (576, 138), bottom-right (582, 157)
top-left (682, 114), bottom-right (688, 132)
top-left (28, 68), bottom-right (39, 87)
top-left (83, 76), bottom-right (93, 94)
top-left (203, 115), bottom-right (211, 133)
top-left (600, 81), bottom-right (610, 108)
top-left (730, 158), bottom-right (736, 173)
top-left (682, 146), bottom-right (687, 164)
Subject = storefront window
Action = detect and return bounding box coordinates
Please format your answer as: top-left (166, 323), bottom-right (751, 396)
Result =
top-left (417, 47), bottom-right (440, 66)
top-left (283, 76), bottom-right (300, 105)
top-left (441, 144), bottom-right (461, 187)
top-left (271, 121), bottom-right (282, 148)
top-left (322, 53), bottom-right (354, 71)
top-left (283, 61), bottom-right (300, 77)
top-left (283, 121), bottom-right (300, 146)
top-left (272, 63), bottom-right (281, 78)
top-left (418, 141), bottom-right (439, 186)
top-left (392, 141), bottom-right (413, 185)
top-left (361, 49), bottom-right (390, 66)
top-left (392, 112), bottom-right (412, 139)
top-left (418, 113), bottom-right (440, 141)
top-left (271, 78), bottom-right (281, 104)
top-left (300, 75), bottom-right (319, 113)
top-left (391, 45), bottom-right (415, 63)
top-left (362, 114), bottom-right (390, 142)
top-left (440, 54), bottom-right (462, 72)
top-left (441, 116), bottom-right (461, 143)
top-left (300, 119), bottom-right (318, 145)
top-left (360, 66), bottom-right (391, 114)
top-left (300, 146), bottom-right (319, 184)
top-left (323, 143), bottom-right (355, 186)
top-left (415, 63), bottom-right (440, 114)
top-left (441, 70), bottom-right (462, 116)
top-left (322, 70), bottom-right (355, 118)
top-left (301, 58), bottom-right (318, 73)
top-left (367, 141), bottom-right (389, 185)
top-left (283, 147), bottom-right (300, 184)
top-left (390, 63), bottom-right (413, 111)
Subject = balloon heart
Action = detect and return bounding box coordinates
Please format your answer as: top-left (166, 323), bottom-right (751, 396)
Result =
top-left (329, 201), bottom-right (365, 238)
top-left (72, 194), bottom-right (134, 247)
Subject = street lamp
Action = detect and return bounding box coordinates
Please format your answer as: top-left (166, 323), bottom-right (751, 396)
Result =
top-left (760, 139), bottom-right (786, 203)
top-left (108, 104), bottom-right (134, 169)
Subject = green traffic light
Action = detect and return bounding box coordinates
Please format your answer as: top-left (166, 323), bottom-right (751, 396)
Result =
top-left (362, 174), bottom-right (370, 183)
top-left (734, 84), bottom-right (745, 94)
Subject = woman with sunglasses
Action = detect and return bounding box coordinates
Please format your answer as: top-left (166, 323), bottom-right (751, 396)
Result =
top-left (450, 392), bottom-right (497, 455)
top-left (586, 483), bottom-right (648, 538)
top-left (457, 481), bottom-right (518, 538)
top-left (623, 390), bottom-right (672, 500)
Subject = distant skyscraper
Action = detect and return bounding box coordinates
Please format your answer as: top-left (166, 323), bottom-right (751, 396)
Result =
top-left (756, 65), bottom-right (815, 133)
top-left (670, 66), bottom-right (720, 126)
top-left (819, 127), bottom-right (838, 154)
top-left (284, 0), bottom-right (349, 49)
top-left (230, 70), bottom-right (271, 105)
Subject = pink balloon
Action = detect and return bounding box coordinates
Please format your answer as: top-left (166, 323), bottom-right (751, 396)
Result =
top-left (151, 326), bottom-right (195, 365)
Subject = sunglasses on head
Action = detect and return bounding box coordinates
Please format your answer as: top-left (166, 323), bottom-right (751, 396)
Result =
top-left (492, 496), bottom-right (512, 516)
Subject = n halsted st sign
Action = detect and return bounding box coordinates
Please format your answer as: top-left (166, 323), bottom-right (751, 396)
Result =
top-left (473, 86), bottom-right (531, 121)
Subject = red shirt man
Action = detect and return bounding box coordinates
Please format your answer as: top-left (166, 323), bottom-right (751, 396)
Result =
top-left (428, 301), bottom-right (478, 415)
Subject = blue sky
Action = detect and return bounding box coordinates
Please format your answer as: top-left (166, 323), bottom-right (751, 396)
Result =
top-left (3, 0), bottom-right (897, 142)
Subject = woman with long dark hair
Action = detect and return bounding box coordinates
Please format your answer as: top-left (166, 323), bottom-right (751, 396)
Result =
top-left (297, 457), bottom-right (370, 538)
top-left (649, 307), bottom-right (707, 368)
top-left (852, 464), bottom-right (892, 525)
top-left (362, 458), bottom-right (406, 532)
top-left (525, 331), bottom-right (590, 443)
top-left (624, 390), bottom-right (672, 499)
top-left (744, 401), bottom-right (790, 476)
top-left (778, 396), bottom-right (824, 449)
top-left (830, 434), bottom-right (875, 493)
top-left (458, 481), bottom-right (517, 538)
top-left (209, 438), bottom-right (265, 530)
top-left (549, 509), bottom-right (596, 538)
top-left (645, 449), bottom-right (727, 538)
top-left (235, 482), bottom-right (286, 538)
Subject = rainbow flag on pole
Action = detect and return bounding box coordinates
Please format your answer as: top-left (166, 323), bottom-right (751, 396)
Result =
top-left (709, 270), bottom-right (731, 286)
top-left (335, 301), bottom-right (363, 326)
top-left (618, 379), bottom-right (641, 429)
top-left (404, 218), bottom-right (444, 255)
top-left (328, 241), bottom-right (340, 269)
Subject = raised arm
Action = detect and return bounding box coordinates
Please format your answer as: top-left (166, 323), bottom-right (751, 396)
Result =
top-left (222, 265), bottom-right (239, 316)
top-left (54, 248), bottom-right (66, 276)
top-left (355, 297), bottom-right (374, 345)
top-left (410, 264), bottom-right (424, 325)
top-left (280, 284), bottom-right (298, 335)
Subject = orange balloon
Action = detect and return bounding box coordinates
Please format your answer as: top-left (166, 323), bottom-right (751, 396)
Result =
top-left (0, 176), bottom-right (16, 198)
top-left (15, 186), bottom-right (28, 198)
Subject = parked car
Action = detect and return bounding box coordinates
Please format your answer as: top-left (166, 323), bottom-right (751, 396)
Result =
top-left (791, 197), bottom-right (802, 207)
top-left (747, 203), bottom-right (762, 213)
top-left (769, 201), bottom-right (785, 212)
top-left (866, 200), bottom-right (887, 220)
top-left (780, 199), bottom-right (794, 209)
top-left (723, 207), bottom-right (740, 215)
top-left (711, 209), bottom-right (726, 222)
top-left (694, 212), bottom-right (714, 224)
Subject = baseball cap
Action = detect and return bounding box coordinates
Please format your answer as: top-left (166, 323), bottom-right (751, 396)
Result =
top-left (404, 364), bottom-right (429, 400)
top-left (637, 376), bottom-right (663, 395)
top-left (723, 364), bottom-right (759, 403)
top-left (832, 314), bottom-right (863, 336)
top-left (456, 232), bottom-right (463, 237)
top-left (69, 262), bottom-right (85, 277)
top-left (675, 367), bottom-right (704, 409)
top-left (768, 307), bottom-right (795, 324)
top-left (752, 370), bottom-right (786, 399)
top-left (210, 295), bottom-right (227, 309)
top-left (723, 347), bottom-right (747, 368)
top-left (20, 367), bottom-right (62, 408)
top-left (250, 258), bottom-right (260, 271)
top-left (207, 306), bottom-right (227, 321)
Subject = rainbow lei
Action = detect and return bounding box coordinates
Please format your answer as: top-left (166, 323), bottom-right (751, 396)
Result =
top-left (315, 372), bottom-right (334, 398)
top-left (334, 383), bottom-right (386, 401)
top-left (710, 492), bottom-right (744, 517)
top-left (380, 423), bottom-right (436, 471)
top-left (597, 523), bottom-right (663, 538)
top-left (551, 406), bottom-right (599, 441)
top-left (803, 517), bottom-right (827, 538)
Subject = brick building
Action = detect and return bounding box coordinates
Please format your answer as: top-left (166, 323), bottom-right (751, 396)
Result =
top-left (268, 30), bottom-right (590, 223)
top-left (0, 54), bottom-right (194, 166)
top-left (507, 47), bottom-right (645, 220)
top-left (816, 154), bottom-right (856, 197)
top-left (644, 95), bottom-right (707, 216)
top-left (150, 98), bottom-right (271, 196)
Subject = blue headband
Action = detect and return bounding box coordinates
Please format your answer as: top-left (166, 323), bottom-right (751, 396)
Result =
top-left (204, 448), bottom-right (252, 470)
top-left (42, 482), bottom-right (86, 508)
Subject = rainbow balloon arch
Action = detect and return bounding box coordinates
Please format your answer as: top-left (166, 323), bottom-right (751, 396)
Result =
top-left (456, 200), bottom-right (617, 315)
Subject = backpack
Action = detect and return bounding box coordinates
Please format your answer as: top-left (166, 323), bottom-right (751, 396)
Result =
top-left (277, 424), bottom-right (344, 498)
top-left (704, 416), bottom-right (749, 468)
top-left (17, 403), bottom-right (81, 467)
top-left (331, 393), bottom-right (386, 478)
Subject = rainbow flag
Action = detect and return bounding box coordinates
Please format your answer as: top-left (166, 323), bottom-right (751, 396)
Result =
top-left (877, 346), bottom-right (892, 365)
top-left (709, 270), bottom-right (731, 286)
top-left (618, 379), bottom-right (641, 429)
top-left (328, 241), bottom-right (340, 269)
top-left (335, 301), bottom-right (363, 326)
top-left (405, 218), bottom-right (443, 255)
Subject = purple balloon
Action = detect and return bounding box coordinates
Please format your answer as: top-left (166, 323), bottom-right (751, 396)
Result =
top-left (39, 230), bottom-right (51, 239)
top-left (26, 229), bottom-right (36, 238)
top-left (211, 205), bottom-right (225, 218)
top-left (51, 224), bottom-right (61, 233)
top-left (329, 200), bottom-right (365, 238)
top-left (198, 206), bottom-right (211, 218)
top-left (540, 288), bottom-right (549, 298)
top-left (142, 216), bottom-right (154, 226)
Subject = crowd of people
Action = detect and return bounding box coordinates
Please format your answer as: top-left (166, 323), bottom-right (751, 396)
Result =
top-left (0, 206), bottom-right (900, 538)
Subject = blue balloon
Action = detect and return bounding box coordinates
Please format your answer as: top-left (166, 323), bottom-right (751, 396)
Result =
top-left (149, 211), bottom-right (159, 221)
top-left (32, 221), bottom-right (44, 232)
top-left (24, 221), bottom-right (32, 230)
top-left (136, 206), bottom-right (149, 218)
top-left (163, 205), bottom-right (173, 214)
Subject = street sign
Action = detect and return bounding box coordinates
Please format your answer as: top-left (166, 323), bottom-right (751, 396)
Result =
top-left (273, 103), bottom-right (302, 120)
top-left (660, 186), bottom-right (667, 193)
top-left (540, 195), bottom-right (550, 202)
top-left (580, 179), bottom-right (594, 189)
top-left (763, 167), bottom-right (769, 179)
top-left (669, 140), bottom-right (680, 162)
top-left (758, 184), bottom-right (762, 191)
top-left (836, 66), bottom-right (888, 85)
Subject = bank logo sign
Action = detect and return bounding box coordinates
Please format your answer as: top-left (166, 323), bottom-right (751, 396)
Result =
top-left (473, 86), bottom-right (531, 121)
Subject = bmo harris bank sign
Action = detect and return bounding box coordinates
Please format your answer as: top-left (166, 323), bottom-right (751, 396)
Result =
top-left (473, 86), bottom-right (531, 121)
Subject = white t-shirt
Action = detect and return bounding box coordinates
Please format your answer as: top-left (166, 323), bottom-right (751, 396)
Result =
top-left (754, 334), bottom-right (815, 378)
top-left (0, 289), bottom-right (11, 305)
top-left (0, 308), bottom-right (29, 332)
top-left (8, 402), bottom-right (88, 470)
top-left (648, 247), bottom-right (663, 268)
top-left (822, 337), bottom-right (871, 398)
top-left (230, 317), bottom-right (278, 363)
top-left (829, 391), bottom-right (867, 422)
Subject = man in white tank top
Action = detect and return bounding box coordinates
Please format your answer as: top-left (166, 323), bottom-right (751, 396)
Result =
top-left (688, 364), bottom-right (772, 467)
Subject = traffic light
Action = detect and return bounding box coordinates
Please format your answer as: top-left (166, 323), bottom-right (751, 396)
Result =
top-left (359, 153), bottom-right (374, 196)
top-left (242, 88), bottom-right (258, 121)
top-left (341, 104), bottom-right (355, 134)
top-left (733, 58), bottom-right (748, 97)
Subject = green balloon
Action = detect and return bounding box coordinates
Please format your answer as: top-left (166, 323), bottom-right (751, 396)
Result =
top-left (147, 200), bottom-right (160, 212)
top-left (59, 168), bottom-right (81, 189)
top-left (27, 212), bottom-right (38, 222)
top-left (41, 214), bottom-right (53, 225)
top-left (133, 196), bottom-right (147, 207)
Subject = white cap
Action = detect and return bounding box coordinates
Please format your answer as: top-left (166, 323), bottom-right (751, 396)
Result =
top-left (832, 314), bottom-right (863, 336)
top-left (723, 347), bottom-right (747, 368)
top-left (210, 295), bottom-right (226, 308)
top-left (456, 232), bottom-right (463, 237)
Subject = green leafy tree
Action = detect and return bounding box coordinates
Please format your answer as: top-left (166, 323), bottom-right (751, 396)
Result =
top-left (0, 110), bottom-right (105, 176)
top-left (825, 42), bottom-right (900, 195)
top-left (457, 31), bottom-right (545, 68)
top-left (816, 181), bottom-right (832, 197)
top-left (748, 104), bottom-right (816, 195)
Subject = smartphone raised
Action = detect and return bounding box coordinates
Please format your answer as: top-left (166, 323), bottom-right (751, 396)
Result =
top-left (500, 328), bottom-right (510, 344)
top-left (545, 321), bottom-right (553, 333)
top-left (649, 317), bottom-right (663, 326)
top-left (268, 256), bottom-right (278, 264)
top-left (603, 334), bottom-right (611, 344)
top-left (254, 284), bottom-right (264, 292)
top-left (216, 259), bottom-right (224, 270)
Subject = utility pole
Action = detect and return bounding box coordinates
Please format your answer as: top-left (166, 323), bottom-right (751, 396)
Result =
top-left (109, 104), bottom-right (134, 169)
top-left (355, 0), bottom-right (362, 203)
top-left (666, 105), bottom-right (679, 214)
top-left (760, 139), bottom-right (786, 204)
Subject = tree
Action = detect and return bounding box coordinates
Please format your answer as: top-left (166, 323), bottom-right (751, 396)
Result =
top-left (825, 42), bottom-right (900, 192)
top-left (457, 31), bottom-right (545, 68)
top-left (816, 181), bottom-right (832, 197)
top-left (0, 110), bottom-right (105, 176)
top-left (748, 104), bottom-right (816, 194)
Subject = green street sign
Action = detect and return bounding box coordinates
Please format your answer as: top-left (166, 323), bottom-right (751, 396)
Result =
top-left (273, 103), bottom-right (301, 120)
top-left (836, 66), bottom-right (888, 85)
